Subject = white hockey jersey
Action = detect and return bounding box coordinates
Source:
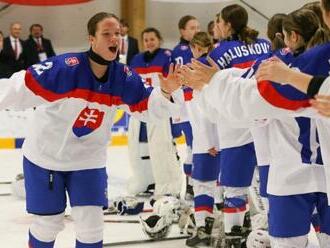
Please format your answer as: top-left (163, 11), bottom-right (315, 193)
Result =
top-left (198, 68), bottom-right (330, 201)
top-left (0, 52), bottom-right (179, 171)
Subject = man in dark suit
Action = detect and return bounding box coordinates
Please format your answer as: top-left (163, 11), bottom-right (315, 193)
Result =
top-left (119, 19), bottom-right (139, 65)
top-left (2, 22), bottom-right (25, 78)
top-left (24, 24), bottom-right (56, 68)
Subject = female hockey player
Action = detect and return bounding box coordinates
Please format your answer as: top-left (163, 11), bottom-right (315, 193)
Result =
top-left (171, 15), bottom-right (200, 200)
top-left (201, 4), bottom-right (271, 246)
top-left (179, 31), bottom-right (221, 247)
top-left (0, 12), bottom-right (181, 248)
top-left (256, 0), bottom-right (330, 119)
top-left (128, 27), bottom-right (182, 197)
top-left (179, 6), bottom-right (330, 248)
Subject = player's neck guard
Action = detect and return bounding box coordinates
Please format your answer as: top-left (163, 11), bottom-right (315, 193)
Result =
top-left (88, 48), bottom-right (112, 65)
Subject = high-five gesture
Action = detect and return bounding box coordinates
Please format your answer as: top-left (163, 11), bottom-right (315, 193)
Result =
top-left (158, 63), bottom-right (181, 98)
top-left (178, 57), bottom-right (220, 91)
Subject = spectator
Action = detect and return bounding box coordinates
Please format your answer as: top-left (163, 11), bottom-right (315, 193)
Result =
top-left (118, 19), bottom-right (139, 65)
top-left (24, 24), bottom-right (56, 67)
top-left (2, 22), bottom-right (25, 77)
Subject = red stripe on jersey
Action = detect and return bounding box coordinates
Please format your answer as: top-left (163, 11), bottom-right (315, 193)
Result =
top-left (184, 91), bottom-right (193, 101)
top-left (25, 70), bottom-right (149, 112)
top-left (195, 206), bottom-right (213, 213)
top-left (233, 61), bottom-right (254, 69)
top-left (223, 205), bottom-right (246, 213)
top-left (257, 80), bottom-right (310, 110)
top-left (134, 66), bottom-right (164, 75)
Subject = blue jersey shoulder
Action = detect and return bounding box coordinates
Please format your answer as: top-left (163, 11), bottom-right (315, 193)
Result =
top-left (171, 42), bottom-right (193, 65)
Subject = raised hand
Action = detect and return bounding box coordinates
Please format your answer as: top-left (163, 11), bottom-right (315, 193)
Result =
top-left (255, 56), bottom-right (291, 83)
top-left (158, 63), bottom-right (181, 97)
top-left (178, 57), bottom-right (220, 91)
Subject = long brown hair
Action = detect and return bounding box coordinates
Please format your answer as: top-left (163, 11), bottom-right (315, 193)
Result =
top-left (301, 1), bottom-right (329, 30)
top-left (267, 13), bottom-right (286, 50)
top-left (221, 4), bottom-right (258, 44)
top-left (283, 9), bottom-right (330, 49)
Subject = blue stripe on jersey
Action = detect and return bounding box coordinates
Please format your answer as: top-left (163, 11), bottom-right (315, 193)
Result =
top-left (295, 117), bottom-right (313, 164)
top-left (316, 130), bottom-right (323, 164)
top-left (295, 117), bottom-right (323, 165)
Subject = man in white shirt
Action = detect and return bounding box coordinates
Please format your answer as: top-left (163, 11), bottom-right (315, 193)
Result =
top-left (118, 19), bottom-right (139, 65)
top-left (24, 24), bottom-right (56, 67)
top-left (2, 22), bottom-right (25, 77)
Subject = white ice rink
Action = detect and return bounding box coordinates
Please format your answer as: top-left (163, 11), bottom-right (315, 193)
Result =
top-left (0, 147), bottom-right (320, 247)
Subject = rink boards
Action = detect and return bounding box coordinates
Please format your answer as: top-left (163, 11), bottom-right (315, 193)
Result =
top-left (0, 109), bottom-right (185, 149)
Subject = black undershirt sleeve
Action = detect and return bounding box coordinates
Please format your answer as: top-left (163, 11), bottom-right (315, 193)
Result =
top-left (307, 76), bottom-right (327, 98)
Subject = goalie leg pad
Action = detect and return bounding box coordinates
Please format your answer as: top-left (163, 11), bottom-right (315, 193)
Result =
top-left (127, 118), bottom-right (154, 195)
top-left (147, 120), bottom-right (182, 196)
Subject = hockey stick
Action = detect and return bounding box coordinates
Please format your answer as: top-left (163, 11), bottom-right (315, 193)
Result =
top-left (104, 219), bottom-right (140, 224)
top-left (239, 0), bottom-right (269, 21)
top-left (0, 4), bottom-right (11, 13)
top-left (103, 235), bottom-right (190, 246)
top-left (103, 208), bottom-right (153, 215)
top-left (0, 181), bottom-right (12, 185)
top-left (0, 193), bottom-right (11, 196)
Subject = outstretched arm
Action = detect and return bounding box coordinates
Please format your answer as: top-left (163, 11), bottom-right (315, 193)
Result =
top-left (0, 70), bottom-right (49, 111)
top-left (255, 57), bottom-right (313, 93)
top-left (256, 57), bottom-right (330, 118)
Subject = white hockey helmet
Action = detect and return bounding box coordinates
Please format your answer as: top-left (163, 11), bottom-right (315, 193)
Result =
top-left (140, 214), bottom-right (171, 240)
top-left (152, 196), bottom-right (182, 223)
top-left (109, 196), bottom-right (144, 215)
top-left (246, 229), bottom-right (271, 248)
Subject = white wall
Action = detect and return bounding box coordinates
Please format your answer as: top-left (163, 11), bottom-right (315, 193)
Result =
top-left (0, 0), bottom-right (314, 53)
top-left (146, 0), bottom-right (313, 49)
top-left (0, 0), bottom-right (120, 54)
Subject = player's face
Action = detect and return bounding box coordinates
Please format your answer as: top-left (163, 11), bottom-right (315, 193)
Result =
top-left (190, 44), bottom-right (208, 59)
top-left (10, 23), bottom-right (22, 39)
top-left (181, 19), bottom-right (201, 41)
top-left (143, 32), bottom-right (161, 53)
top-left (218, 17), bottom-right (232, 39)
top-left (283, 29), bottom-right (300, 52)
top-left (89, 17), bottom-right (120, 61)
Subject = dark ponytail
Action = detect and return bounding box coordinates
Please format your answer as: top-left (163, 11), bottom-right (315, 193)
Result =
top-left (267, 13), bottom-right (286, 50)
top-left (239, 26), bottom-right (259, 44)
top-left (221, 4), bottom-right (259, 44)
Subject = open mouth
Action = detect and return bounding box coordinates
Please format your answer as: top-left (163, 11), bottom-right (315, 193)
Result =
top-left (109, 46), bottom-right (118, 53)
